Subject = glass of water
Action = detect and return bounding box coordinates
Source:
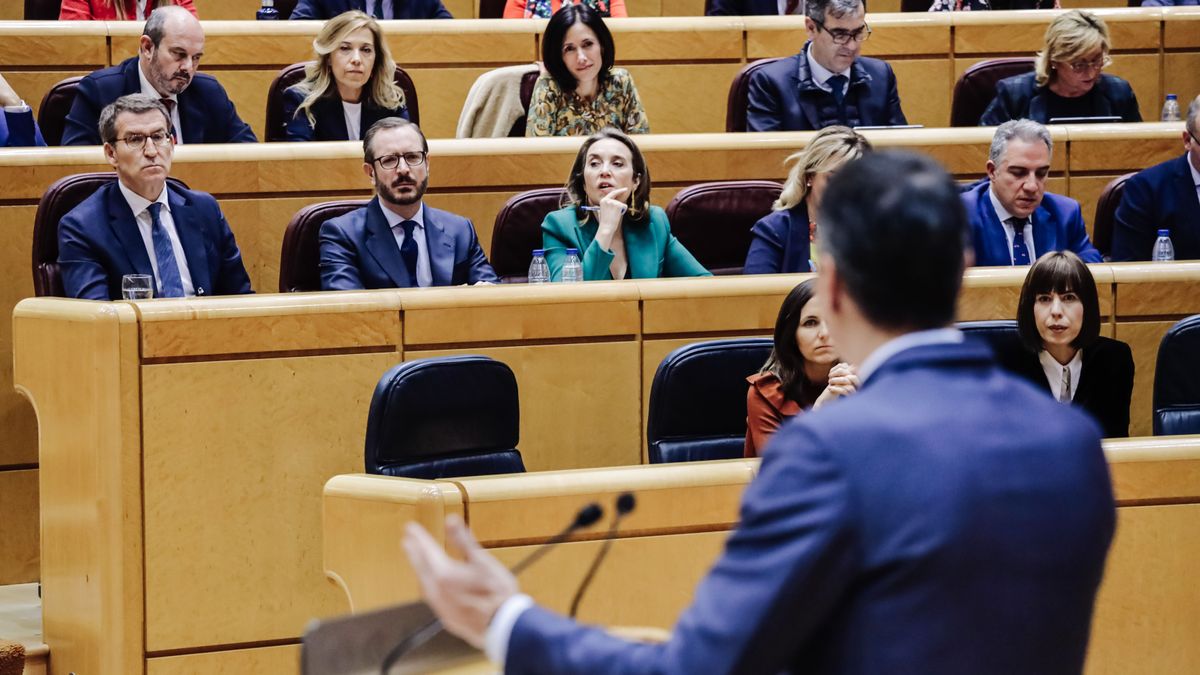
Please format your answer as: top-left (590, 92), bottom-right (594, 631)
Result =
top-left (121, 274), bottom-right (154, 300)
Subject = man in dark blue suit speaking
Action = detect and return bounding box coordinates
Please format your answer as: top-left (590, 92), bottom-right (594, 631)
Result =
top-left (320, 118), bottom-right (497, 290)
top-left (62, 6), bottom-right (256, 146)
top-left (745, 0), bottom-right (907, 132)
top-left (58, 95), bottom-right (252, 300)
top-left (403, 151), bottom-right (1116, 674)
top-left (963, 119), bottom-right (1101, 266)
top-left (290, 0), bottom-right (453, 20)
top-left (1112, 94), bottom-right (1200, 261)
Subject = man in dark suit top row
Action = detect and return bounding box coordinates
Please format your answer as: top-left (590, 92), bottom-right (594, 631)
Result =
top-left (1112, 94), bottom-right (1200, 261)
top-left (962, 119), bottom-right (1102, 267)
top-left (745, 0), bottom-right (907, 132)
top-left (290, 0), bottom-right (453, 20)
top-left (58, 95), bottom-right (253, 300)
top-left (63, 6), bottom-right (256, 146)
top-left (403, 151), bottom-right (1116, 674)
top-left (319, 117), bottom-right (497, 290)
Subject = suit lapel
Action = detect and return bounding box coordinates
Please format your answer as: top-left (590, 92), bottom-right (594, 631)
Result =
top-left (1073, 346), bottom-right (1097, 406)
top-left (364, 199), bottom-right (412, 287)
top-left (1174, 155), bottom-right (1200, 232)
top-left (423, 207), bottom-right (456, 286)
top-left (977, 184), bottom-right (1010, 265)
top-left (788, 207), bottom-right (813, 272)
top-left (177, 88), bottom-right (204, 144)
top-left (794, 52), bottom-right (824, 132)
top-left (1028, 89), bottom-right (1048, 122)
top-left (1030, 203), bottom-right (1057, 260)
top-left (105, 183), bottom-right (155, 276)
top-left (315, 96), bottom-right (349, 140)
top-left (168, 186), bottom-right (212, 295)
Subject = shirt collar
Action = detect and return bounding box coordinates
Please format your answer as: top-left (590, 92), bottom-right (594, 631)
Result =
top-left (856, 328), bottom-right (965, 385)
top-left (137, 61), bottom-right (175, 102)
top-left (1188, 152), bottom-right (1200, 188)
top-left (117, 179), bottom-right (169, 217)
top-left (805, 44), bottom-right (850, 87)
top-left (380, 201), bottom-right (424, 230)
top-left (987, 182), bottom-right (1023, 225)
top-left (1039, 347), bottom-right (1082, 373)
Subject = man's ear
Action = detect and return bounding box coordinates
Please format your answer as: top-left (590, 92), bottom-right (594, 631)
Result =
top-left (103, 142), bottom-right (119, 169)
top-left (985, 160), bottom-right (997, 182)
top-left (362, 162), bottom-right (374, 181)
top-left (139, 35), bottom-right (154, 59)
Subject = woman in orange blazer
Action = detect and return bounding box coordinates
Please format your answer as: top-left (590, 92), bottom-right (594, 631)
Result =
top-left (745, 279), bottom-right (858, 458)
top-left (503, 0), bottom-right (626, 19)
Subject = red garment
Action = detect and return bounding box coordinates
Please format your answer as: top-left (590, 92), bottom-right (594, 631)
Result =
top-left (502, 0), bottom-right (627, 19)
top-left (743, 372), bottom-right (803, 459)
top-left (60, 0), bottom-right (198, 20)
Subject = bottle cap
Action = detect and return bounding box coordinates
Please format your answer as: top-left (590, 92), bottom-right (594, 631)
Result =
top-left (566, 248), bottom-right (579, 255)
top-left (532, 249), bottom-right (544, 256)
top-left (1166, 94), bottom-right (1177, 100)
top-left (1158, 229), bottom-right (1170, 236)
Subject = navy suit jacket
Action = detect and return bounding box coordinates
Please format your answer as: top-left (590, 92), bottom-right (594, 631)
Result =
top-left (319, 198), bottom-right (497, 290)
top-left (58, 181), bottom-right (253, 300)
top-left (961, 180), bottom-right (1101, 266)
top-left (1112, 154), bottom-right (1200, 261)
top-left (980, 73), bottom-right (1141, 127)
top-left (746, 47), bottom-right (907, 132)
top-left (506, 339), bottom-right (1115, 674)
top-left (1010, 337), bottom-right (1135, 438)
top-left (281, 86), bottom-right (408, 142)
top-left (63, 57), bottom-right (257, 146)
top-left (290, 0), bottom-right (452, 19)
top-left (707, 0), bottom-right (780, 14)
top-left (743, 204), bottom-right (812, 274)
top-left (1, 108), bottom-right (46, 147)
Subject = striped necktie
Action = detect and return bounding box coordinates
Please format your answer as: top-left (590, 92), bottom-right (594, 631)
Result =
top-left (1060, 365), bottom-right (1071, 403)
top-left (147, 202), bottom-right (184, 297)
top-left (1008, 217), bottom-right (1031, 266)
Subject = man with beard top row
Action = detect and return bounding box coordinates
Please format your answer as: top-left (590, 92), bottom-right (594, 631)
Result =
top-left (63, 5), bottom-right (256, 146)
top-left (319, 118), bottom-right (498, 290)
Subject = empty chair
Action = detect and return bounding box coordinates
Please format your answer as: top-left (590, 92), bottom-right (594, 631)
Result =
top-left (957, 320), bottom-right (1027, 375)
top-left (278, 199), bottom-right (368, 292)
top-left (365, 355), bottom-right (526, 479)
top-left (1091, 172), bottom-right (1135, 261)
top-left (725, 58), bottom-right (782, 133)
top-left (32, 172), bottom-right (189, 297)
top-left (489, 187), bottom-right (567, 283)
top-left (647, 338), bottom-right (773, 464)
top-left (36, 76), bottom-right (82, 147)
top-left (1153, 315), bottom-right (1200, 436)
top-left (664, 180), bottom-right (783, 275)
top-left (950, 58), bottom-right (1036, 127)
top-left (264, 62), bottom-right (419, 142)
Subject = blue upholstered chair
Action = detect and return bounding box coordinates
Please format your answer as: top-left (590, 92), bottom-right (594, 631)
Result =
top-left (1153, 315), bottom-right (1200, 436)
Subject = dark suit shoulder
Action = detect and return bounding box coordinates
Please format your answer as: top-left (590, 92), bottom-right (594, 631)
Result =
top-left (856, 55), bottom-right (896, 79)
top-left (424, 204), bottom-right (474, 229)
top-left (1129, 153), bottom-right (1188, 189)
top-left (752, 54), bottom-right (802, 84)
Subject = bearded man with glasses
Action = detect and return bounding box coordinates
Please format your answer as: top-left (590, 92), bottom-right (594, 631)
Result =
top-left (319, 117), bottom-right (497, 290)
top-left (745, 0), bottom-right (907, 132)
top-left (58, 94), bottom-right (252, 300)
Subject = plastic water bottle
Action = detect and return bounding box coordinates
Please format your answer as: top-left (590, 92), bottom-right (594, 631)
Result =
top-left (1162, 94), bottom-right (1181, 122)
top-left (527, 249), bottom-right (550, 284)
top-left (256, 0), bottom-right (280, 20)
top-left (560, 248), bottom-right (584, 283)
top-left (1153, 229), bottom-right (1175, 262)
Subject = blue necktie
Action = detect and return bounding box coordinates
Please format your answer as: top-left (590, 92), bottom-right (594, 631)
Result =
top-left (1009, 217), bottom-right (1031, 266)
top-left (368, 0), bottom-right (385, 19)
top-left (827, 74), bottom-right (848, 125)
top-left (399, 220), bottom-right (419, 285)
top-left (147, 202), bottom-right (184, 297)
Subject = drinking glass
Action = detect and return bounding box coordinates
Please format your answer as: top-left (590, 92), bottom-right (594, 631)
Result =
top-left (121, 274), bottom-right (154, 300)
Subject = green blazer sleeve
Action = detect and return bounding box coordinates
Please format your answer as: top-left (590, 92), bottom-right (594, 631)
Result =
top-left (541, 205), bottom-right (711, 281)
top-left (542, 206), bottom-right (614, 281)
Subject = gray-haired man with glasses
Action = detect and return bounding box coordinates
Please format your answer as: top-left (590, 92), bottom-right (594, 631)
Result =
top-left (57, 93), bottom-right (252, 300)
top-left (320, 117), bottom-right (497, 290)
top-left (745, 0), bottom-right (907, 132)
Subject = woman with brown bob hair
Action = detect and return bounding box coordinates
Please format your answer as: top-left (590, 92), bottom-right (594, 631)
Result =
top-left (1013, 250), bottom-right (1134, 437)
top-left (540, 128), bottom-right (710, 281)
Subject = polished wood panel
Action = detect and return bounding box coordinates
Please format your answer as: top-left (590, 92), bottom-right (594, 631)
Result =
top-left (1163, 53), bottom-right (1200, 118)
top-left (0, 470), bottom-right (38, 584)
top-left (1113, 320), bottom-right (1170, 439)
top-left (627, 63), bottom-right (745, 134)
top-left (146, 645), bottom-right (302, 675)
top-left (0, 22), bottom-right (107, 67)
top-left (0, 203), bottom-right (39, 469)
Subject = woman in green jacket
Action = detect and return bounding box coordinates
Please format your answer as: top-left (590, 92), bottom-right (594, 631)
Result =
top-left (541, 128), bottom-right (711, 281)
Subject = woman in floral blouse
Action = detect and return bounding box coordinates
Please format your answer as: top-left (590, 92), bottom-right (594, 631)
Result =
top-left (525, 5), bottom-right (649, 137)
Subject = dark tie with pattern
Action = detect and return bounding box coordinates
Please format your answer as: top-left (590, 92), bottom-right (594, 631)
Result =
top-left (827, 74), bottom-right (848, 125)
top-left (159, 98), bottom-right (177, 142)
top-left (399, 220), bottom-right (419, 284)
top-left (147, 202), bottom-right (184, 297)
top-left (368, 0), bottom-right (385, 19)
top-left (1008, 217), bottom-right (1031, 265)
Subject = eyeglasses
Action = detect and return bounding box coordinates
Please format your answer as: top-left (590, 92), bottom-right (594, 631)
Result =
top-left (373, 152), bottom-right (427, 170)
top-left (1059, 55), bottom-right (1111, 74)
top-left (117, 131), bottom-right (173, 149)
top-left (811, 20), bottom-right (871, 45)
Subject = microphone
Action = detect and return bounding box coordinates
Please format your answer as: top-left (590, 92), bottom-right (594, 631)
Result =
top-left (568, 492), bottom-right (636, 619)
top-left (379, 501), bottom-right (604, 671)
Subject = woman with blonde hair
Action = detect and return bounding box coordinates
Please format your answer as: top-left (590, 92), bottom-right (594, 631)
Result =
top-left (743, 126), bottom-right (871, 274)
top-left (980, 10), bottom-right (1140, 126)
top-left (280, 10), bottom-right (408, 142)
top-left (60, 0), bottom-right (196, 20)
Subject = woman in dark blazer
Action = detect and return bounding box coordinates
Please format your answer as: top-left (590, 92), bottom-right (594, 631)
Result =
top-left (1013, 251), bottom-right (1134, 437)
top-left (981, 10), bottom-right (1140, 126)
top-left (743, 126), bottom-right (871, 275)
top-left (281, 11), bottom-right (408, 142)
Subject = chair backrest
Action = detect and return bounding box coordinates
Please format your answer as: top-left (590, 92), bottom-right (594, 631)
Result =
top-left (1092, 172), bottom-right (1135, 261)
top-left (489, 188), bottom-right (568, 283)
top-left (478, 0), bottom-right (506, 18)
top-left (900, 0), bottom-right (930, 9)
top-left (279, 200), bottom-right (368, 292)
top-left (664, 180), bottom-right (783, 275)
top-left (957, 320), bottom-right (1028, 375)
top-left (365, 355), bottom-right (526, 479)
top-left (274, 0), bottom-right (298, 17)
top-left (726, 58), bottom-right (782, 133)
top-left (647, 338), bottom-right (773, 464)
top-left (949, 57), bottom-right (1036, 127)
top-left (24, 0), bottom-right (58, 19)
top-left (37, 76), bottom-right (82, 147)
top-left (507, 70), bottom-right (542, 138)
top-left (264, 62), bottom-right (420, 142)
top-left (32, 172), bottom-right (190, 297)
top-left (1153, 315), bottom-right (1200, 436)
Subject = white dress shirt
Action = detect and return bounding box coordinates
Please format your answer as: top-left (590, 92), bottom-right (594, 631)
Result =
top-left (805, 45), bottom-right (851, 94)
top-left (341, 101), bottom-right (362, 140)
top-left (987, 185), bottom-right (1036, 265)
top-left (116, 180), bottom-right (196, 296)
top-left (365, 0), bottom-right (395, 18)
top-left (1039, 349), bottom-right (1082, 402)
top-left (138, 63), bottom-right (183, 144)
top-left (380, 201), bottom-right (433, 287)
